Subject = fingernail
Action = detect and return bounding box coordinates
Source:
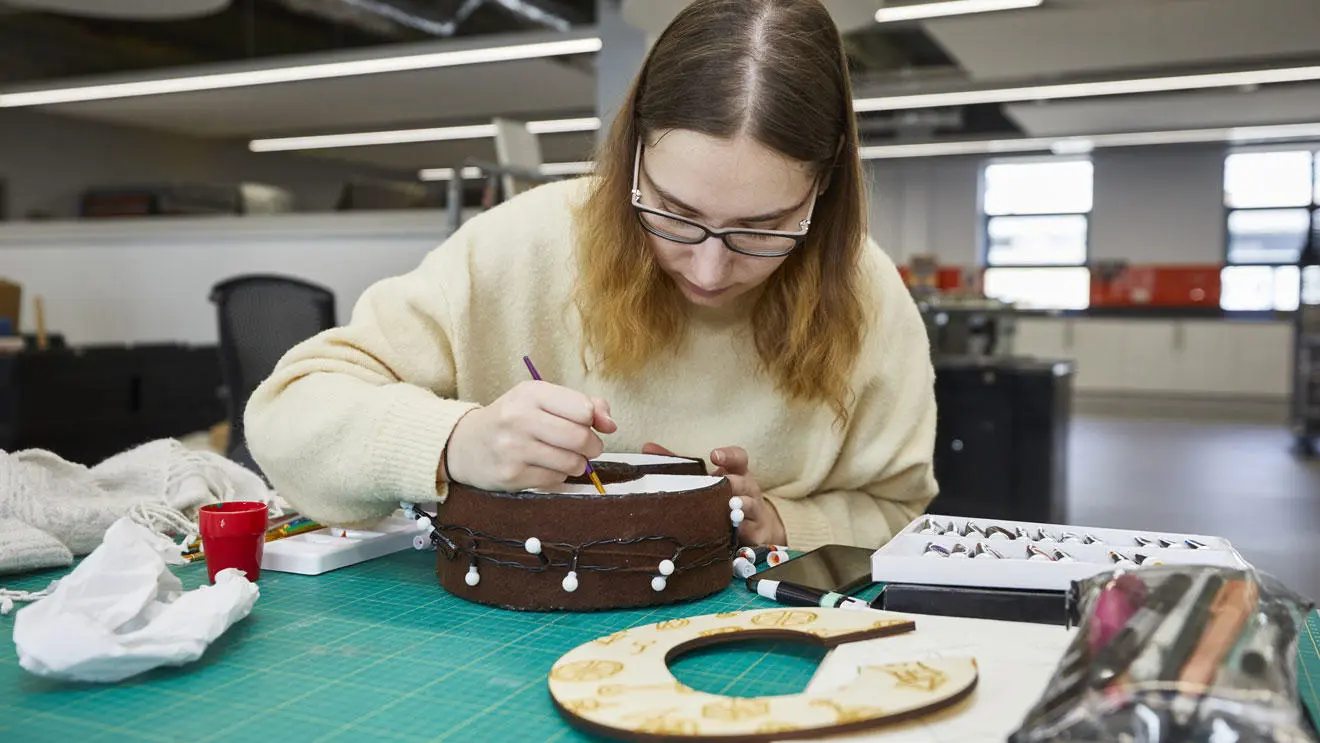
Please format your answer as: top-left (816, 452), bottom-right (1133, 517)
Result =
top-left (712, 451), bottom-right (724, 464)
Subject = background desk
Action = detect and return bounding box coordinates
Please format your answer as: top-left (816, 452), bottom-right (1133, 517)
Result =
top-left (3, 552), bottom-right (1319, 742)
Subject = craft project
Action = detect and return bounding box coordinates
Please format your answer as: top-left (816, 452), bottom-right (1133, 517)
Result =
top-left (419, 453), bottom-right (739, 611)
top-left (548, 607), bottom-right (978, 742)
top-left (874, 516), bottom-right (1248, 592)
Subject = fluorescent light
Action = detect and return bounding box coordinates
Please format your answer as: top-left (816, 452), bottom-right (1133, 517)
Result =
top-left (1050, 138), bottom-right (1094, 156)
top-left (860, 122), bottom-right (1320, 159)
top-left (875, 0), bottom-right (1042, 23)
top-left (418, 161), bottom-right (593, 181)
top-left (250, 117), bottom-right (599, 152)
top-left (253, 124), bottom-right (498, 152)
top-left (526, 117), bottom-right (600, 135)
top-left (0, 37), bottom-right (602, 108)
top-left (538, 161), bottom-right (594, 176)
top-left (419, 167), bottom-right (485, 181)
top-left (855, 64), bottom-right (1320, 112)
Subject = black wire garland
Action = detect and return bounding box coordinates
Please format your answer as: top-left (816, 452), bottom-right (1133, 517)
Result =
top-left (412, 506), bottom-right (738, 577)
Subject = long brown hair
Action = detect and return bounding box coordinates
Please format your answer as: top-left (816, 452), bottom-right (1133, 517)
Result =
top-left (573, 0), bottom-right (868, 423)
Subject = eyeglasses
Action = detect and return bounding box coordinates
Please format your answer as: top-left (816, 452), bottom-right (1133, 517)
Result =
top-left (629, 140), bottom-right (817, 258)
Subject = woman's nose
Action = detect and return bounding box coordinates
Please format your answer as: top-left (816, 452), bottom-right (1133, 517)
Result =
top-left (690, 237), bottom-right (732, 287)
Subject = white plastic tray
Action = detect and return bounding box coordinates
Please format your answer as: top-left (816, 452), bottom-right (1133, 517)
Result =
top-left (261, 512), bottom-right (420, 575)
top-left (871, 515), bottom-right (1250, 591)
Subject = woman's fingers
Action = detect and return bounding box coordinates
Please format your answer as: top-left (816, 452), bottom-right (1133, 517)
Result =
top-left (711, 446), bottom-right (749, 475)
top-left (591, 397), bottom-right (617, 434)
top-left (531, 410), bottom-right (604, 460)
top-left (522, 381), bottom-right (597, 426)
top-left (522, 440), bottom-right (591, 479)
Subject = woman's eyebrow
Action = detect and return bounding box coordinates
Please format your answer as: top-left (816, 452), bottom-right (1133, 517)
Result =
top-left (648, 173), bottom-right (807, 224)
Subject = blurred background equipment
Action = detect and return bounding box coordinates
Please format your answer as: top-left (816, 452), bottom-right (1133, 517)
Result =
top-left (1294, 242), bottom-right (1320, 456)
top-left (209, 274), bottom-right (336, 475)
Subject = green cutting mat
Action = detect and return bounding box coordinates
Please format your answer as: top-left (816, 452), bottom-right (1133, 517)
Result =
top-left (3, 552), bottom-right (1319, 742)
top-left (0, 551), bottom-right (824, 743)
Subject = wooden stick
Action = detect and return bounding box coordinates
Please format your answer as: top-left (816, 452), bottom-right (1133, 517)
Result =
top-left (33, 296), bottom-right (47, 351)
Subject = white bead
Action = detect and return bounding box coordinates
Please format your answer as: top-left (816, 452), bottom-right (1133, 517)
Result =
top-left (728, 497), bottom-right (743, 511)
top-left (730, 509), bottom-right (745, 526)
top-left (651, 576), bottom-right (667, 592)
top-left (412, 535), bottom-right (429, 551)
top-left (525, 537), bottom-right (542, 555)
top-left (658, 559), bottom-right (675, 576)
top-left (416, 517), bottom-right (433, 532)
top-left (562, 571), bottom-right (579, 593)
top-left (464, 566), bottom-right (480, 586)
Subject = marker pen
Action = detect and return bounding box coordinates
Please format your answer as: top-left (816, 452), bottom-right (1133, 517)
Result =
top-left (751, 578), bottom-right (870, 611)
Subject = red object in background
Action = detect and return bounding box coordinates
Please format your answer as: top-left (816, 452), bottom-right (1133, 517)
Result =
top-left (897, 265), bottom-right (977, 293)
top-left (1090, 265), bottom-right (1221, 308)
top-left (937, 267), bottom-right (965, 292)
top-left (198, 501), bottom-right (269, 583)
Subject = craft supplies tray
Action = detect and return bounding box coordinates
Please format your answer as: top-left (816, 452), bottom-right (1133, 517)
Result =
top-left (872, 515), bottom-right (1250, 592)
top-left (261, 512), bottom-right (419, 575)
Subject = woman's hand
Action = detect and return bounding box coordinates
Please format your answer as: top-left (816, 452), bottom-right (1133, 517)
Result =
top-left (642, 443), bottom-right (787, 547)
top-left (445, 381), bottom-right (616, 492)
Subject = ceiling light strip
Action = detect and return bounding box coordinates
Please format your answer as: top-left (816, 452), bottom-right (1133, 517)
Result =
top-left (854, 65), bottom-right (1320, 112)
top-left (418, 161), bottom-right (593, 181)
top-left (859, 122), bottom-right (1320, 159)
top-left (874, 0), bottom-right (1042, 24)
top-left (0, 37), bottom-right (603, 108)
top-left (250, 118), bottom-right (599, 152)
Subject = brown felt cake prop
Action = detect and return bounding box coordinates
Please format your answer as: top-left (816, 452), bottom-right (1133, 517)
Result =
top-left (427, 453), bottom-right (739, 611)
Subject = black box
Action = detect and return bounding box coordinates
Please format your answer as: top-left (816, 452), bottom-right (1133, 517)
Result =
top-left (873, 582), bottom-right (1069, 626)
top-left (929, 357), bottom-right (1074, 524)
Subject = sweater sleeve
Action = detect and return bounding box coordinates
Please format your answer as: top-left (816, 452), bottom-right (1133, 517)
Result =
top-left (243, 242), bottom-right (480, 526)
top-left (764, 247), bottom-right (939, 551)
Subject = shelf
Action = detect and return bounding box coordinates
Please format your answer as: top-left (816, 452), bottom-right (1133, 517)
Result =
top-left (0, 210), bottom-right (458, 248)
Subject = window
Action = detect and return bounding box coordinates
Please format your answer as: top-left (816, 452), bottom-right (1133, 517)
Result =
top-left (1222, 148), bottom-right (1320, 311)
top-left (981, 158), bottom-right (1093, 310)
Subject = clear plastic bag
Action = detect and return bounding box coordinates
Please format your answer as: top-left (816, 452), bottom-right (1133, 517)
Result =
top-left (1011, 565), bottom-right (1318, 743)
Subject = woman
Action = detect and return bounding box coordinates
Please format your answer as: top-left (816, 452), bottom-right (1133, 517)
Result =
top-left (245, 0), bottom-right (937, 551)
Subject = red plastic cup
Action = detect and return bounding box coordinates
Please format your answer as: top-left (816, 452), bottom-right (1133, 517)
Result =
top-left (198, 501), bottom-right (270, 583)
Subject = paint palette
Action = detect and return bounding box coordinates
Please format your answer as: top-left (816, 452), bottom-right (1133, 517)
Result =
top-left (260, 512), bottom-right (420, 575)
top-left (871, 516), bottom-right (1250, 592)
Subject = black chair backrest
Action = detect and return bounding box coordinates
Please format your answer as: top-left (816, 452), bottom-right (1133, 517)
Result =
top-left (209, 275), bottom-right (335, 458)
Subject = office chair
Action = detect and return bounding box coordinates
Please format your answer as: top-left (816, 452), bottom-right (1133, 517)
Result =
top-left (209, 275), bottom-right (336, 475)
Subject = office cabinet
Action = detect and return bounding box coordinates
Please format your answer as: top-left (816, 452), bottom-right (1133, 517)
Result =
top-left (928, 357), bottom-right (1073, 524)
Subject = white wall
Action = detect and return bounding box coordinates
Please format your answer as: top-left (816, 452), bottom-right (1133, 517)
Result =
top-left (866, 156), bottom-right (981, 265)
top-left (864, 144), bottom-right (1231, 266)
top-left (0, 212), bottom-right (450, 346)
top-left (1089, 145), bottom-right (1227, 264)
top-left (0, 109), bottom-right (414, 219)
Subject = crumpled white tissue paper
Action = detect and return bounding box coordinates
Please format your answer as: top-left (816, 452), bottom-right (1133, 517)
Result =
top-left (12, 516), bottom-right (259, 683)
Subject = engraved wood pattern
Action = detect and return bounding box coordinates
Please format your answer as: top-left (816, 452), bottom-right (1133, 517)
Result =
top-left (548, 608), bottom-right (978, 742)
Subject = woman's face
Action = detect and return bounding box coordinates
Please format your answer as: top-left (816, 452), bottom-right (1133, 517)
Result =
top-left (635, 130), bottom-right (818, 309)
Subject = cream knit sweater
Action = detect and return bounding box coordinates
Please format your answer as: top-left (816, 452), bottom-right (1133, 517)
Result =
top-left (244, 179), bottom-right (938, 551)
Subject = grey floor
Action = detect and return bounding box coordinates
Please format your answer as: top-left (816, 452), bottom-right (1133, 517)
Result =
top-left (1068, 415), bottom-right (1320, 600)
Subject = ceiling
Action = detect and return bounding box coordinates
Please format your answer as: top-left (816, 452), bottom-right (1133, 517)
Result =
top-left (1, 0), bottom-right (1319, 174)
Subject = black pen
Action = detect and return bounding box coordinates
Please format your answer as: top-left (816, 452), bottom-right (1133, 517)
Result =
top-left (750, 578), bottom-right (870, 611)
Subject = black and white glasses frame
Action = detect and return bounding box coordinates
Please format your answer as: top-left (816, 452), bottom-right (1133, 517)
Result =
top-left (629, 139), bottom-right (817, 258)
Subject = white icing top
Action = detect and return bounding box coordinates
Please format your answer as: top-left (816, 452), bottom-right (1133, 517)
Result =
top-left (591, 453), bottom-right (702, 467)
top-left (528, 474), bottom-right (723, 496)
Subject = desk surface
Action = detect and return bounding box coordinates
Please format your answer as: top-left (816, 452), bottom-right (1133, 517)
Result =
top-left (4, 552), bottom-right (1320, 742)
top-left (0, 551), bottom-right (826, 742)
